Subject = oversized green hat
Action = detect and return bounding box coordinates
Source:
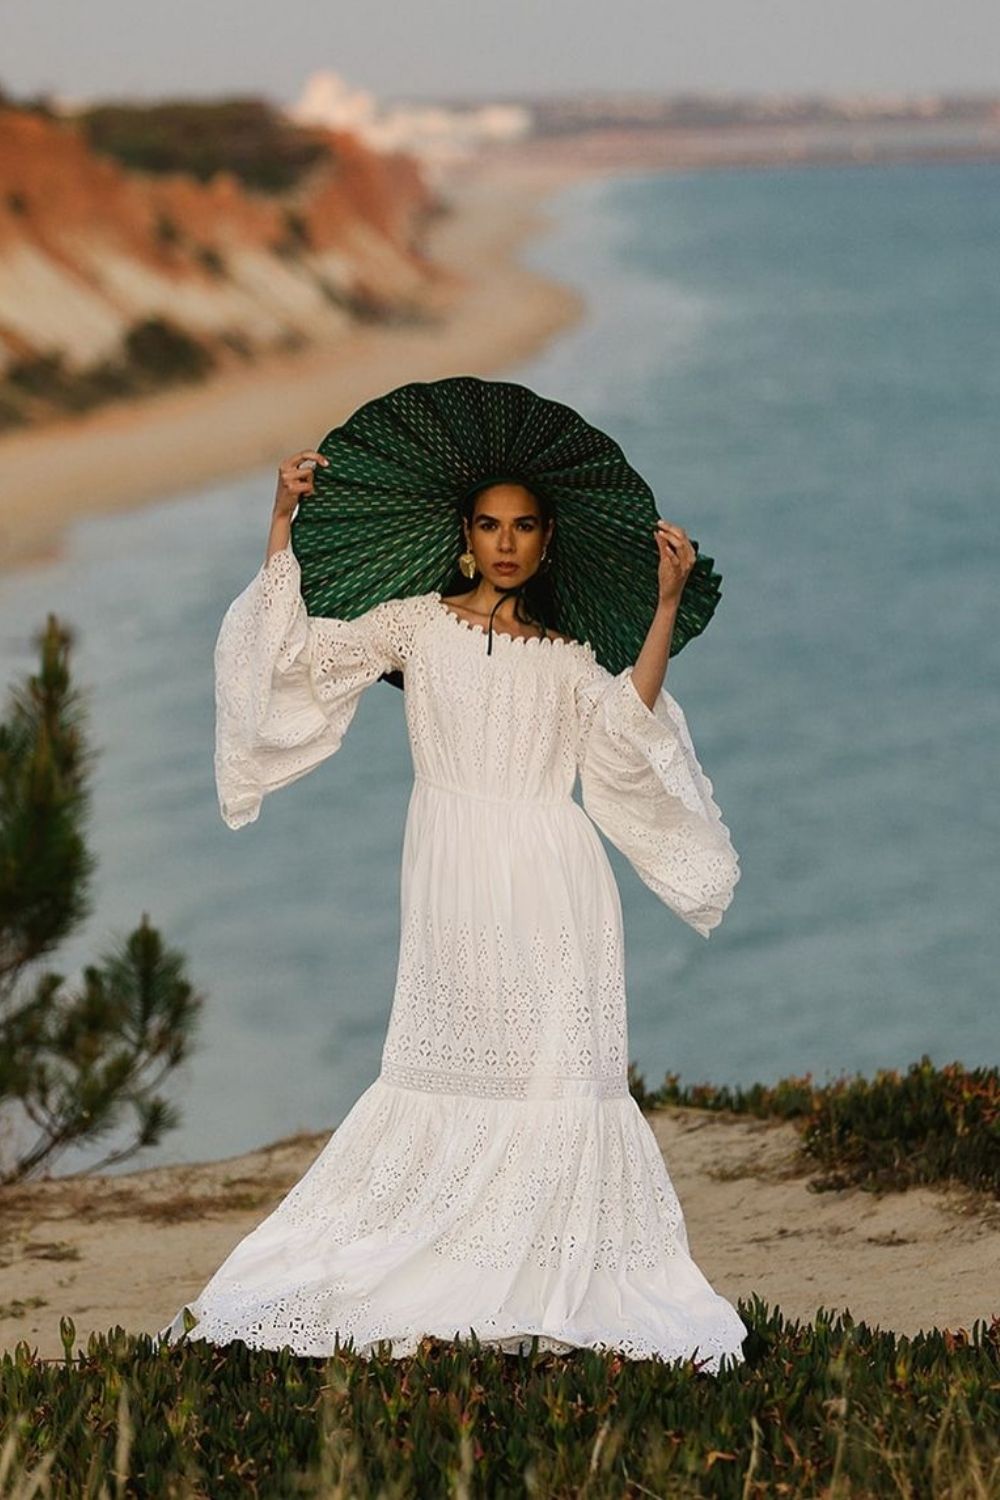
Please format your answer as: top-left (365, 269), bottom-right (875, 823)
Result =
top-left (290, 374), bottom-right (723, 687)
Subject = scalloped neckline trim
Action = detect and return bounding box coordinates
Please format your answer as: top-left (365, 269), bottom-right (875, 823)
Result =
top-left (431, 593), bottom-right (592, 654)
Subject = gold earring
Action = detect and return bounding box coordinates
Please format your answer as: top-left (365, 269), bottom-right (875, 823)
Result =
top-left (459, 548), bottom-right (477, 579)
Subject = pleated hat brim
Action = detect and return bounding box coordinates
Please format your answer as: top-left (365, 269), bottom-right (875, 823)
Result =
top-left (291, 374), bottom-right (723, 678)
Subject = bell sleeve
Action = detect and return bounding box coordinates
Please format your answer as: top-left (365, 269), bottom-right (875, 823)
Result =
top-left (213, 544), bottom-right (407, 830)
top-left (575, 659), bottom-right (741, 938)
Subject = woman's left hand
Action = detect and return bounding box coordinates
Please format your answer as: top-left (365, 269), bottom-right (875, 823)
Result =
top-left (653, 519), bottom-right (697, 608)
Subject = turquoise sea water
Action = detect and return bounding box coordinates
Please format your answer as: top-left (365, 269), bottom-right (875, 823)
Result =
top-left (2, 158), bottom-right (997, 1174)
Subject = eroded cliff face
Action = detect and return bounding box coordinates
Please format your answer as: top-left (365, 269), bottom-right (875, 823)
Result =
top-left (0, 105), bottom-right (452, 421)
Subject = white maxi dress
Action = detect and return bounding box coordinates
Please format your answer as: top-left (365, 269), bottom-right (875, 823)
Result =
top-left (158, 543), bottom-right (747, 1371)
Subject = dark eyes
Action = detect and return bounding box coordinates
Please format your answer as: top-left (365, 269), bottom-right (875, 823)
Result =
top-left (477, 519), bottom-right (536, 529)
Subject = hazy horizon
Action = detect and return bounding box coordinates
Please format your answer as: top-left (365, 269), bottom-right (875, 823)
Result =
top-left (4, 0), bottom-right (997, 112)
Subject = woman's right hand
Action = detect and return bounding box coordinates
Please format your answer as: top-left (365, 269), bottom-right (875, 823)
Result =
top-left (273, 450), bottom-right (329, 519)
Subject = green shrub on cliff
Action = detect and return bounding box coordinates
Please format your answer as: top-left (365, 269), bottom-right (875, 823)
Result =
top-left (77, 97), bottom-right (330, 192)
top-left (628, 1054), bottom-right (1000, 1197)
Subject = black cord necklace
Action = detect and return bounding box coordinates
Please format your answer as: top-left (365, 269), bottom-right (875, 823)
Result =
top-left (485, 582), bottom-right (548, 655)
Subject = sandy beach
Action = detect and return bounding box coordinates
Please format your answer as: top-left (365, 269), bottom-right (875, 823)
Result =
top-left (2, 1103), bottom-right (996, 1359)
top-left (0, 156), bottom-right (594, 579)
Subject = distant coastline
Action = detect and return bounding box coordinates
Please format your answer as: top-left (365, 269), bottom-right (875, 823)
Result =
top-left (0, 155), bottom-right (591, 580)
top-left (458, 112), bottom-right (1000, 198)
top-left (4, 120), bottom-right (994, 582)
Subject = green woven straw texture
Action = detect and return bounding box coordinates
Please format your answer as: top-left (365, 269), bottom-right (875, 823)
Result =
top-left (291, 375), bottom-right (723, 679)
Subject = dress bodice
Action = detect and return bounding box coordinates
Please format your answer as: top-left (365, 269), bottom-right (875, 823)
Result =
top-left (401, 593), bottom-right (597, 804)
top-left (213, 545), bottom-right (741, 939)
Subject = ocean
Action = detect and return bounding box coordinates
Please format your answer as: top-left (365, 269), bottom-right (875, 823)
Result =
top-left (2, 157), bottom-right (997, 1175)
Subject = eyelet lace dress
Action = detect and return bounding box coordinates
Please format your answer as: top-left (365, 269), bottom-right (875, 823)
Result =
top-left (157, 544), bottom-right (746, 1371)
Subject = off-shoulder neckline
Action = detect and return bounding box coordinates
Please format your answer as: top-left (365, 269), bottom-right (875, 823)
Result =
top-left (430, 592), bottom-right (593, 655)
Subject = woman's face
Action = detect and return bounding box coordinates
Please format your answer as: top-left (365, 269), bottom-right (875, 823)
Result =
top-left (464, 484), bottom-right (553, 588)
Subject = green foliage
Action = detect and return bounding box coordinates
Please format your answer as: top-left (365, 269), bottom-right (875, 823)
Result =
top-left (122, 316), bottom-right (215, 383)
top-left (4, 349), bottom-right (122, 416)
top-left (629, 1054), bottom-right (1000, 1197)
top-left (0, 615), bottom-right (96, 983)
top-left (153, 210), bottom-right (182, 247)
top-left (0, 88), bottom-right (56, 120)
top-left (272, 207), bottom-right (313, 259)
top-left (0, 615), bottom-right (204, 1183)
top-left (77, 97), bottom-right (330, 192)
top-left (194, 243), bottom-right (228, 278)
top-left (2, 317), bottom-right (216, 421)
top-left (801, 1056), bottom-right (1000, 1196)
top-left (628, 1060), bottom-right (823, 1121)
top-left (0, 1299), bottom-right (997, 1495)
top-left (0, 389), bottom-right (27, 434)
top-left (315, 275), bottom-right (386, 320)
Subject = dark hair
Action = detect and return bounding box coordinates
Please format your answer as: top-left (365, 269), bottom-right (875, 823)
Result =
top-left (441, 479), bottom-right (559, 637)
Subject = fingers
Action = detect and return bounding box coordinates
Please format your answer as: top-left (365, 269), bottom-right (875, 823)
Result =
top-left (653, 519), bottom-right (695, 556)
top-left (278, 450), bottom-right (329, 498)
top-left (279, 451), bottom-right (328, 477)
top-left (281, 469), bottom-right (316, 494)
top-left (654, 518), bottom-right (689, 542)
top-left (654, 531), bottom-right (691, 558)
top-left (653, 519), bottom-right (696, 594)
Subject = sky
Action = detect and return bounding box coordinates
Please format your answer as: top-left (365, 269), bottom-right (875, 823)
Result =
top-left (3, 0), bottom-right (998, 109)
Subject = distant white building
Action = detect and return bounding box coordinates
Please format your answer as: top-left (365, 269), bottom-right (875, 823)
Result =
top-left (288, 71), bottom-right (533, 181)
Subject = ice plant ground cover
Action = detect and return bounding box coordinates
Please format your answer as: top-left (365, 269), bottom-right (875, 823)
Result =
top-left (2, 1056), bottom-right (998, 1498)
top-left (0, 1295), bottom-right (998, 1497)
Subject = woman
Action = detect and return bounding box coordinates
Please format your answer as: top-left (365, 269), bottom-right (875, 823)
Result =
top-left (158, 447), bottom-right (746, 1372)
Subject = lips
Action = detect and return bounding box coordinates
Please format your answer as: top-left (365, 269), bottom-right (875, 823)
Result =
top-left (494, 563), bottom-right (519, 572)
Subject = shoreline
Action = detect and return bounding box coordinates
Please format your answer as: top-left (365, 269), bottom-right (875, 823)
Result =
top-left (0, 157), bottom-right (597, 581)
top-left (3, 138), bottom-right (987, 582)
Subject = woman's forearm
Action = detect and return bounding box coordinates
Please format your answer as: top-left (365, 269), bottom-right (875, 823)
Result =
top-left (266, 507), bottom-right (292, 565)
top-left (630, 599), bottom-right (678, 711)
